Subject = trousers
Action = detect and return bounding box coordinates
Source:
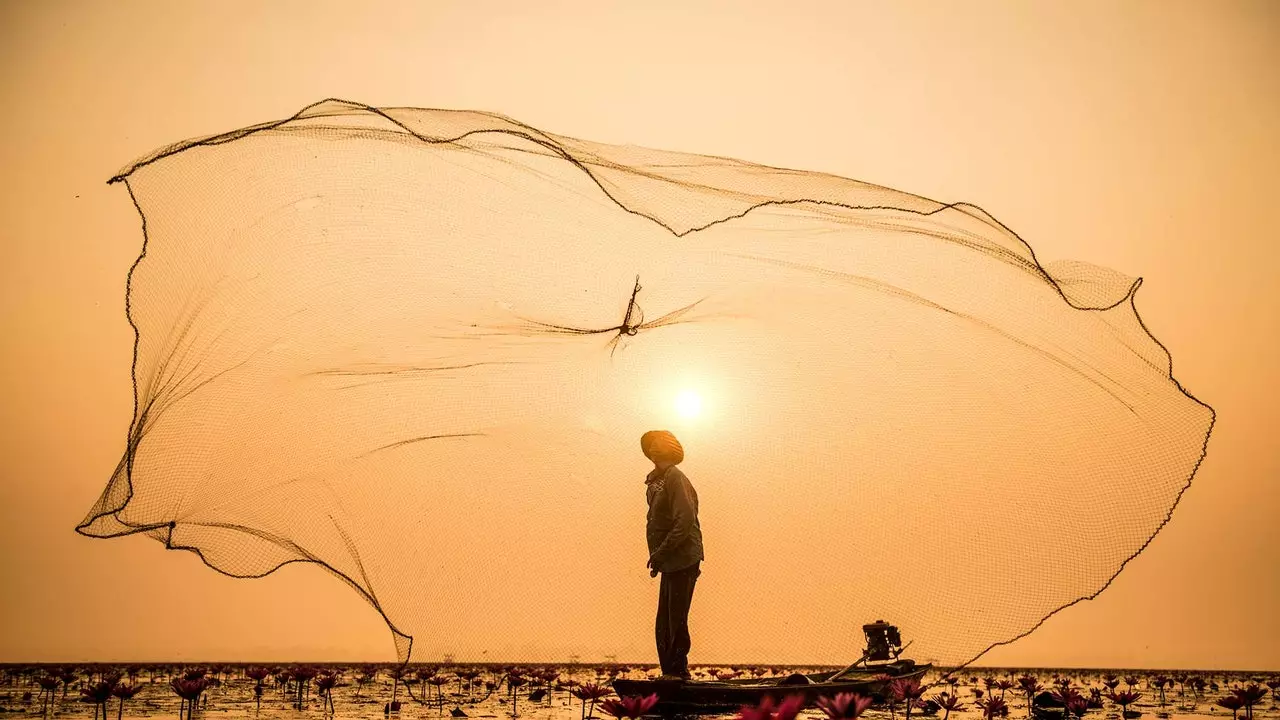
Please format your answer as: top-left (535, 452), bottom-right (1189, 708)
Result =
top-left (655, 561), bottom-right (700, 677)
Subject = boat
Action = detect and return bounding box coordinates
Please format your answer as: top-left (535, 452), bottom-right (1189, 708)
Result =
top-left (611, 658), bottom-right (930, 714)
top-left (610, 620), bottom-right (932, 714)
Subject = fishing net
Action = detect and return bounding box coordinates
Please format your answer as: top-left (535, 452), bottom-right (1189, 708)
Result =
top-left (78, 99), bottom-right (1214, 669)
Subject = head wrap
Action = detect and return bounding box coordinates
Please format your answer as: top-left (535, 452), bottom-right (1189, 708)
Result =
top-left (640, 430), bottom-right (684, 465)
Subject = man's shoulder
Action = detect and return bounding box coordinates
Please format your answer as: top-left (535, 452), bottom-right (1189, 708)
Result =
top-left (666, 466), bottom-right (693, 487)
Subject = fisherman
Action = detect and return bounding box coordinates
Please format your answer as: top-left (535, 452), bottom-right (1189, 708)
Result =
top-left (642, 430), bottom-right (704, 682)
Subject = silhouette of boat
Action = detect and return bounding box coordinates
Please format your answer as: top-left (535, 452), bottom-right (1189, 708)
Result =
top-left (611, 620), bottom-right (930, 714)
top-left (611, 659), bottom-right (929, 714)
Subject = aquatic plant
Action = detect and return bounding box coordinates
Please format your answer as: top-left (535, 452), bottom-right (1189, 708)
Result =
top-left (978, 696), bottom-right (1010, 719)
top-left (739, 694), bottom-right (806, 720)
top-left (110, 683), bottom-right (142, 720)
top-left (388, 666), bottom-right (409, 709)
top-left (315, 672), bottom-right (340, 714)
top-left (60, 669), bottom-right (77, 698)
top-left (815, 692), bottom-right (875, 720)
top-left (1150, 677), bottom-right (1169, 707)
top-left (430, 674), bottom-right (451, 709)
top-left (933, 693), bottom-right (967, 720)
top-left (1106, 690), bottom-right (1141, 718)
top-left (572, 683), bottom-right (612, 720)
top-left (35, 675), bottom-right (60, 714)
top-left (892, 679), bottom-right (927, 720)
top-left (507, 672), bottom-right (527, 717)
top-left (1217, 696), bottom-right (1245, 720)
top-left (995, 680), bottom-right (1014, 701)
top-left (291, 666), bottom-right (319, 710)
top-left (1231, 685), bottom-right (1268, 720)
top-left (1064, 695), bottom-right (1090, 719)
top-left (1016, 676), bottom-right (1042, 717)
top-left (79, 680), bottom-right (114, 720)
top-left (600, 693), bottom-right (659, 720)
top-left (459, 669), bottom-right (483, 701)
top-left (170, 677), bottom-right (209, 720)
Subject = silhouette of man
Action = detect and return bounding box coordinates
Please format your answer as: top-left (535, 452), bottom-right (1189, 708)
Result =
top-left (641, 430), bottom-right (704, 682)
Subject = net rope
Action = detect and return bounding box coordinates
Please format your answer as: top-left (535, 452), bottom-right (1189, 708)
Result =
top-left (79, 99), bottom-right (1215, 669)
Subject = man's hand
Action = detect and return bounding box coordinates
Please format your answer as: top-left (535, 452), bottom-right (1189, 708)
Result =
top-left (647, 556), bottom-right (658, 577)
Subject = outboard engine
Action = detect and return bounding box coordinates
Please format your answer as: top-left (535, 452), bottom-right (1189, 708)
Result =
top-left (862, 620), bottom-right (904, 663)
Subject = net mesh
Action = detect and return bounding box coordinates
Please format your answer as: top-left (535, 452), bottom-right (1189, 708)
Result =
top-left (79, 99), bottom-right (1215, 669)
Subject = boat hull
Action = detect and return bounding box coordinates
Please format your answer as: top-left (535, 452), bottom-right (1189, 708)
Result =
top-left (610, 661), bottom-right (930, 714)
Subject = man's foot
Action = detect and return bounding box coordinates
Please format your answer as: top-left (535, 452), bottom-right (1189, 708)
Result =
top-left (656, 674), bottom-right (686, 682)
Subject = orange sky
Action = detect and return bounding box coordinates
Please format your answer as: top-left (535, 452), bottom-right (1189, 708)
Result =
top-left (0, 0), bottom-right (1276, 670)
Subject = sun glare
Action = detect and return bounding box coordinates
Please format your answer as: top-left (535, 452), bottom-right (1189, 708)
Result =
top-left (675, 389), bottom-right (703, 419)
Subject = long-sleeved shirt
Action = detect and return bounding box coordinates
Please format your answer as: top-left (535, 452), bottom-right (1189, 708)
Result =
top-left (645, 463), bottom-right (704, 573)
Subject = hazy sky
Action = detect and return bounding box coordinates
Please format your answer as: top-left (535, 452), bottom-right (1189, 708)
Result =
top-left (1, 0), bottom-right (1276, 670)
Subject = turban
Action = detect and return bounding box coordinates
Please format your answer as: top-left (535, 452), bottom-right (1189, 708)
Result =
top-left (641, 430), bottom-right (684, 465)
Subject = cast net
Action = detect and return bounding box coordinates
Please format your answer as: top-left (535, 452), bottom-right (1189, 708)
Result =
top-left (79, 99), bottom-right (1214, 669)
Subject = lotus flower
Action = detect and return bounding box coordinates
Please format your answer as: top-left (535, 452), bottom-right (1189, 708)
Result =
top-left (1151, 677), bottom-right (1169, 706)
top-left (429, 675), bottom-right (450, 708)
top-left (816, 692), bottom-right (874, 720)
top-left (892, 679), bottom-right (927, 720)
top-left (738, 694), bottom-right (806, 720)
top-left (1079, 688), bottom-right (1099, 710)
top-left (1231, 685), bottom-right (1268, 720)
top-left (599, 693), bottom-right (659, 719)
top-left (1103, 691), bottom-right (1134, 719)
top-left (573, 683), bottom-right (612, 720)
top-left (979, 697), bottom-right (1009, 719)
top-left (505, 673), bottom-right (529, 716)
top-left (1064, 696), bottom-right (1089, 718)
top-left (170, 677), bottom-right (209, 720)
top-left (290, 666), bottom-right (319, 710)
top-left (111, 684), bottom-right (142, 720)
top-left (1217, 696), bottom-right (1244, 720)
top-left (1051, 686), bottom-right (1083, 708)
top-left (934, 692), bottom-right (967, 720)
top-left (316, 673), bottom-right (340, 714)
top-left (79, 681), bottom-right (115, 720)
top-left (1016, 677), bottom-right (1043, 718)
top-left (35, 675), bottom-right (61, 714)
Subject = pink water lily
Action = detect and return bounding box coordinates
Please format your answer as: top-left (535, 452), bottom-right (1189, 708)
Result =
top-left (815, 692), bottom-right (874, 720)
top-left (599, 693), bottom-right (659, 719)
top-left (1107, 690), bottom-right (1142, 717)
top-left (572, 682), bottom-right (613, 720)
top-left (979, 696), bottom-right (1010, 719)
top-left (738, 694), bottom-right (806, 720)
top-left (110, 684), bottom-right (142, 720)
top-left (934, 691), bottom-right (967, 720)
top-left (1231, 685), bottom-right (1268, 720)
top-left (80, 681), bottom-right (115, 720)
top-left (1217, 696), bottom-right (1245, 720)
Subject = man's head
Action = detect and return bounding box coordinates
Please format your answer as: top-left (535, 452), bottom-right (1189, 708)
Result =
top-left (641, 430), bottom-right (684, 467)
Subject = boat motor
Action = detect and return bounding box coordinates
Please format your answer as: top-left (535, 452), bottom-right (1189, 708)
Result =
top-left (862, 620), bottom-right (904, 663)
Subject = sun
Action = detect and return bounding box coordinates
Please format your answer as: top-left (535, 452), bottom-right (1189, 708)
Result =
top-left (674, 389), bottom-right (703, 419)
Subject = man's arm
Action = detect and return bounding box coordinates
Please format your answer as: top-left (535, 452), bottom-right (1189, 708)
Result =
top-left (648, 475), bottom-right (696, 568)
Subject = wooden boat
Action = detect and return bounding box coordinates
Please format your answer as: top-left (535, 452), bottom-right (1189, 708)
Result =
top-left (611, 659), bottom-right (930, 714)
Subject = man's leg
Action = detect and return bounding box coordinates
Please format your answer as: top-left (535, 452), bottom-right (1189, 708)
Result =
top-left (655, 570), bottom-right (673, 676)
top-left (667, 563), bottom-right (700, 678)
